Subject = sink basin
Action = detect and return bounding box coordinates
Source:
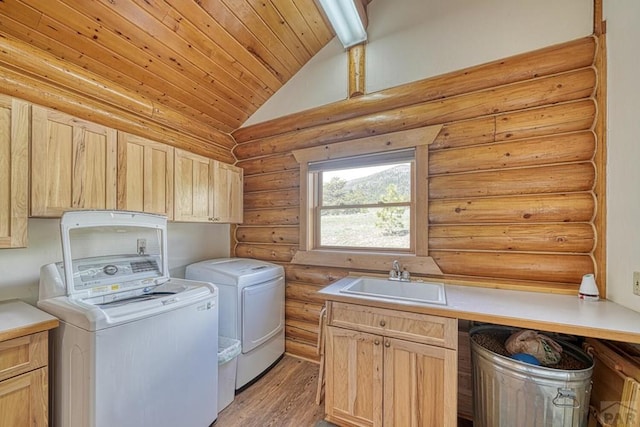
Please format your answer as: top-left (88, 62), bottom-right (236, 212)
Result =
top-left (340, 276), bottom-right (447, 305)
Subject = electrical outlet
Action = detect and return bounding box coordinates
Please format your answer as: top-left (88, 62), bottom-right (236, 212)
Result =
top-left (634, 272), bottom-right (640, 296)
top-left (137, 238), bottom-right (147, 255)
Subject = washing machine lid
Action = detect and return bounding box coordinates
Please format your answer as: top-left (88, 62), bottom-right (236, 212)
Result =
top-left (58, 210), bottom-right (169, 299)
top-left (186, 258), bottom-right (283, 287)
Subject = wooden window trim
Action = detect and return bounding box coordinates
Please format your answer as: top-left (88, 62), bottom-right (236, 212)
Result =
top-left (291, 125), bottom-right (444, 275)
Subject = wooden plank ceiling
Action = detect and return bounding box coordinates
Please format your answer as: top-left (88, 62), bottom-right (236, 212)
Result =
top-left (0, 0), bottom-right (335, 155)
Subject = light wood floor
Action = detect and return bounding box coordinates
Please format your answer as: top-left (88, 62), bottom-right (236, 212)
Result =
top-left (215, 355), bottom-right (325, 427)
top-left (215, 354), bottom-right (474, 427)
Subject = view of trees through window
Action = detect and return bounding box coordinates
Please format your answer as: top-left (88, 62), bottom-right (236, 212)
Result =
top-left (318, 162), bottom-right (412, 249)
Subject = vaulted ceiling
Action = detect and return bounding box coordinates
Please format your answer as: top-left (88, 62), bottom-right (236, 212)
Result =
top-left (0, 0), bottom-right (338, 156)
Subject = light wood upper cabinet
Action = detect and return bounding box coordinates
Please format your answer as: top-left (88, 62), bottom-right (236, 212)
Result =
top-left (117, 132), bottom-right (174, 219)
top-left (31, 106), bottom-right (117, 217)
top-left (325, 302), bottom-right (458, 427)
top-left (174, 149), bottom-right (215, 222)
top-left (0, 96), bottom-right (29, 248)
top-left (174, 148), bottom-right (243, 223)
top-left (212, 161), bottom-right (243, 223)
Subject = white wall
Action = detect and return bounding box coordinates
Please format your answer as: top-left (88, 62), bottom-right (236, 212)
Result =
top-left (603, 0), bottom-right (640, 311)
top-left (244, 0), bottom-right (592, 125)
top-left (244, 1), bottom-right (640, 311)
top-left (0, 219), bottom-right (230, 304)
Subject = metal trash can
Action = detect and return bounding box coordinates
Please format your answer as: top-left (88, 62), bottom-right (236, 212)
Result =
top-left (471, 325), bottom-right (594, 427)
top-left (218, 336), bottom-right (242, 412)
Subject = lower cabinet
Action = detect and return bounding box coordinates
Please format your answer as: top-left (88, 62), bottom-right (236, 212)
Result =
top-left (0, 331), bottom-right (50, 427)
top-left (325, 302), bottom-right (458, 427)
top-left (0, 368), bottom-right (48, 426)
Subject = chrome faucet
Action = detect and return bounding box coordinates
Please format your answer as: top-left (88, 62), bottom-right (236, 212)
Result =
top-left (389, 260), bottom-right (410, 282)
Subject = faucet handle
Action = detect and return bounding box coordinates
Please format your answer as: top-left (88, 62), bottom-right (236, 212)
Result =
top-left (401, 269), bottom-right (410, 280)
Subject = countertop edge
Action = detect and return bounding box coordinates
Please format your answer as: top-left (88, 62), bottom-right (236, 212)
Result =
top-left (0, 319), bottom-right (60, 342)
top-left (319, 280), bottom-right (640, 345)
top-left (0, 300), bottom-right (59, 342)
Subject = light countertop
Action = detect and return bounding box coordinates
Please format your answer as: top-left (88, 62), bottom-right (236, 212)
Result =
top-left (0, 299), bottom-right (59, 342)
top-left (319, 277), bottom-right (640, 344)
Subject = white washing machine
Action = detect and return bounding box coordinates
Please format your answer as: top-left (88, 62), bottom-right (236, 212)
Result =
top-left (38, 211), bottom-right (219, 427)
top-left (186, 258), bottom-right (284, 390)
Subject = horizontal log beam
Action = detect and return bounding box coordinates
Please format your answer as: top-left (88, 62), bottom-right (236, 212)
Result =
top-left (285, 339), bottom-right (319, 362)
top-left (0, 37), bottom-right (236, 156)
top-left (429, 223), bottom-right (595, 253)
top-left (244, 189), bottom-right (299, 209)
top-left (495, 99), bottom-right (596, 141)
top-left (286, 299), bottom-right (323, 323)
top-left (234, 68), bottom-right (595, 159)
top-left (235, 243), bottom-right (297, 262)
top-left (430, 117), bottom-right (496, 151)
top-left (286, 282), bottom-right (326, 304)
top-left (285, 323), bottom-right (319, 345)
top-left (429, 193), bottom-right (595, 224)
top-left (243, 208), bottom-right (299, 226)
top-left (236, 226), bottom-right (300, 244)
top-left (429, 163), bottom-right (595, 199)
top-left (284, 264), bottom-right (350, 286)
top-left (237, 153), bottom-right (299, 176)
top-left (244, 170), bottom-right (300, 192)
top-left (429, 131), bottom-right (595, 175)
top-left (233, 36), bottom-right (596, 143)
top-left (0, 66), bottom-right (234, 161)
top-left (431, 251), bottom-right (594, 284)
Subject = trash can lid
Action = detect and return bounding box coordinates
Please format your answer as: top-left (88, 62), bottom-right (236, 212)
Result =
top-left (218, 336), bottom-right (242, 363)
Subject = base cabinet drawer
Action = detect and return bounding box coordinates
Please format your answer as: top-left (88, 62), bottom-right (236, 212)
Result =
top-left (329, 301), bottom-right (457, 349)
top-left (0, 332), bottom-right (47, 382)
top-left (0, 367), bottom-right (48, 427)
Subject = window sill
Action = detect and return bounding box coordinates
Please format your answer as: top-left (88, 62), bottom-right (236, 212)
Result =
top-left (291, 250), bottom-right (443, 276)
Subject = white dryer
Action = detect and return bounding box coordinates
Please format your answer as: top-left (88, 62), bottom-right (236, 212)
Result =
top-left (186, 258), bottom-right (284, 390)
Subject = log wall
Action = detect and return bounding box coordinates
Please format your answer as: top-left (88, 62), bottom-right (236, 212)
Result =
top-left (233, 36), bottom-right (603, 361)
top-left (0, 35), bottom-right (234, 162)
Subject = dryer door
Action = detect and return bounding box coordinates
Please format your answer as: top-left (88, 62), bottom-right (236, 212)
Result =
top-left (241, 277), bottom-right (285, 353)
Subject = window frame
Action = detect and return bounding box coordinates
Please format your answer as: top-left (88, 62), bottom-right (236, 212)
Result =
top-left (291, 125), bottom-right (444, 275)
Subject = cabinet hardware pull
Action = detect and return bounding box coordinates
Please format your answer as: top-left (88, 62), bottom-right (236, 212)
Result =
top-left (384, 341), bottom-right (390, 348)
top-left (379, 320), bottom-right (386, 327)
top-left (374, 339), bottom-right (380, 346)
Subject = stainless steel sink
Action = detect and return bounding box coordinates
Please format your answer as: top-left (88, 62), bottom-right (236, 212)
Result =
top-left (339, 276), bottom-right (447, 305)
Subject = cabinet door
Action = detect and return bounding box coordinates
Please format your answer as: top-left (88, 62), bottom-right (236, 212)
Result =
top-left (117, 133), bottom-right (174, 219)
top-left (31, 106), bottom-right (117, 217)
top-left (212, 161), bottom-right (243, 223)
top-left (383, 337), bottom-right (458, 427)
top-left (174, 149), bottom-right (214, 222)
top-left (325, 326), bottom-right (383, 427)
top-left (0, 367), bottom-right (48, 427)
top-left (0, 96), bottom-right (28, 248)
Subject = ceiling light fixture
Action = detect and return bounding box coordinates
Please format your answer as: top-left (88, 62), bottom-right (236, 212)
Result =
top-left (318, 0), bottom-right (368, 49)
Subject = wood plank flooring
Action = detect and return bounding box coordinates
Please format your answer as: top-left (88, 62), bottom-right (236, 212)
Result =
top-left (215, 355), bottom-right (325, 426)
top-left (215, 354), bottom-right (474, 426)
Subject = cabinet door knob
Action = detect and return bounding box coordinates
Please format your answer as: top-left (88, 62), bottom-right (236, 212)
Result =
top-left (374, 339), bottom-right (380, 346)
top-left (384, 341), bottom-right (391, 348)
top-left (379, 320), bottom-right (386, 327)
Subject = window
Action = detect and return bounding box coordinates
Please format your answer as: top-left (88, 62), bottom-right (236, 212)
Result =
top-left (291, 125), bottom-right (444, 275)
top-left (312, 150), bottom-right (414, 251)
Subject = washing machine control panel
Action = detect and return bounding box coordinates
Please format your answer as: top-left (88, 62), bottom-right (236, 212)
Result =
top-left (57, 254), bottom-right (164, 295)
